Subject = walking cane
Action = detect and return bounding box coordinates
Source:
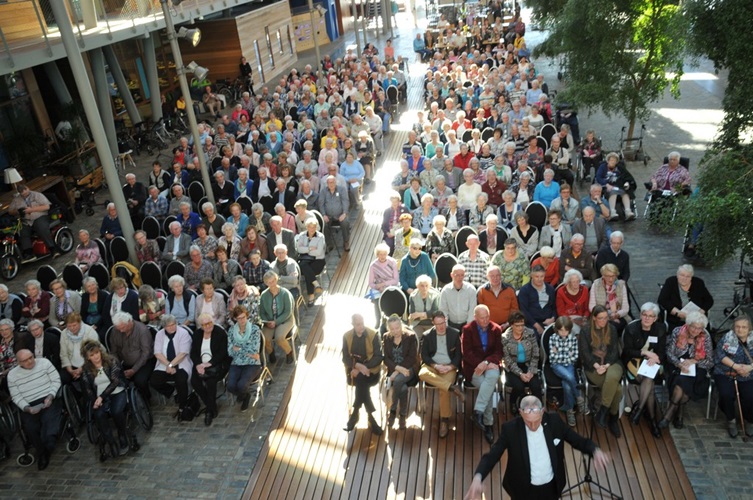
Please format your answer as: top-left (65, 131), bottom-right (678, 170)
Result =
top-left (733, 375), bottom-right (748, 442)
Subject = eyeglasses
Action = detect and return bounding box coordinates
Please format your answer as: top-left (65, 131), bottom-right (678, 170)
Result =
top-left (520, 407), bottom-right (543, 414)
top-left (433, 321), bottom-right (446, 326)
top-left (641, 313), bottom-right (656, 318)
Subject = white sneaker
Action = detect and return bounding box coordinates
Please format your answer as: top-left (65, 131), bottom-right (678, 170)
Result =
top-left (608, 210), bottom-right (619, 221)
top-left (625, 211), bottom-right (636, 221)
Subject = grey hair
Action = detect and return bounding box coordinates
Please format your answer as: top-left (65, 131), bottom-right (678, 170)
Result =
top-left (563, 268), bottom-right (583, 283)
top-left (83, 277), bottom-right (98, 288)
top-left (539, 246), bottom-right (555, 258)
top-left (502, 190), bottom-right (515, 201)
top-left (189, 245), bottom-right (201, 255)
top-left (111, 312), bottom-right (133, 327)
top-left (486, 213), bottom-right (498, 224)
top-left (0, 319), bottom-right (14, 329)
top-left (640, 302), bottom-right (661, 317)
top-left (107, 203), bottom-right (116, 210)
top-left (0, 284), bottom-right (7, 293)
top-left (168, 275), bottom-right (185, 288)
top-left (520, 395), bottom-right (543, 411)
top-left (374, 242), bottom-right (390, 256)
top-left (610, 231), bottom-right (624, 242)
top-left (25, 279), bottom-right (41, 290)
top-left (78, 229), bottom-right (90, 236)
top-left (415, 274), bottom-right (433, 287)
top-left (263, 270), bottom-right (279, 283)
top-left (28, 319), bottom-right (44, 330)
top-left (222, 222), bottom-right (235, 234)
top-left (252, 203), bottom-right (264, 213)
top-left (678, 264), bottom-right (694, 277)
top-left (169, 221), bottom-right (182, 231)
top-left (668, 151), bottom-right (681, 161)
top-left (179, 201), bottom-right (191, 209)
top-left (570, 233), bottom-right (585, 243)
top-left (238, 168), bottom-right (248, 177)
top-left (685, 311), bottom-right (708, 328)
top-left (202, 202), bottom-right (214, 213)
top-left (433, 214), bottom-right (447, 225)
top-left (477, 192), bottom-right (489, 203)
top-left (161, 314), bottom-right (177, 327)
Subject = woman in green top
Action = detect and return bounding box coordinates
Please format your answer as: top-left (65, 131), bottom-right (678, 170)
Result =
top-left (259, 271), bottom-right (295, 365)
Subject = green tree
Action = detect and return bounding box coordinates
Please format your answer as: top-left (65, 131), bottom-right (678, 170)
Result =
top-left (528, 0), bottom-right (687, 141)
top-left (686, 0), bottom-right (753, 148)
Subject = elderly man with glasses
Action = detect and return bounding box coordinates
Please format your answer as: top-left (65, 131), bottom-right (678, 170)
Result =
top-left (466, 395), bottom-right (609, 500)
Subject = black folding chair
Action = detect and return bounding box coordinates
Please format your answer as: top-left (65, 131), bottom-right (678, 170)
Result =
top-left (481, 127), bottom-right (495, 142)
top-left (387, 85), bottom-right (399, 115)
top-left (525, 201), bottom-right (548, 231)
top-left (378, 286), bottom-right (408, 327)
top-left (461, 130), bottom-right (473, 143)
top-left (536, 135), bottom-right (548, 152)
top-left (62, 264), bottom-right (84, 292)
top-left (142, 216), bottom-right (162, 239)
top-left (156, 236), bottom-right (167, 253)
top-left (163, 215), bottom-right (177, 236)
top-left (540, 324), bottom-right (563, 409)
top-left (236, 197), bottom-right (253, 215)
top-left (434, 253), bottom-right (458, 287)
top-left (540, 123), bottom-right (557, 147)
top-left (94, 238), bottom-right (108, 267)
top-left (188, 182), bottom-right (205, 204)
top-left (454, 226), bottom-right (478, 256)
top-left (110, 236), bottom-right (129, 263)
top-left (36, 265), bottom-right (57, 291)
top-left (88, 263), bottom-right (110, 291)
top-left (163, 261), bottom-right (186, 288)
top-left (140, 261), bottom-right (163, 290)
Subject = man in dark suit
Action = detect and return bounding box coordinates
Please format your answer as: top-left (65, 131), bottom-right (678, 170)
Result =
top-left (266, 215), bottom-right (298, 261)
top-left (252, 167), bottom-right (277, 214)
top-left (595, 231), bottom-right (630, 282)
top-left (478, 214), bottom-right (507, 255)
top-left (122, 173), bottom-right (148, 228)
top-left (419, 311), bottom-right (465, 438)
top-left (517, 265), bottom-right (556, 337)
top-left (212, 170), bottom-right (235, 216)
top-left (461, 304), bottom-right (504, 444)
top-left (465, 395), bottom-right (609, 500)
top-left (18, 319), bottom-right (61, 371)
top-left (572, 206), bottom-right (608, 255)
top-left (272, 177), bottom-right (296, 213)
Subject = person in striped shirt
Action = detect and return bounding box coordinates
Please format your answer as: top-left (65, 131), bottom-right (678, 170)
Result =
top-left (7, 350), bottom-right (62, 470)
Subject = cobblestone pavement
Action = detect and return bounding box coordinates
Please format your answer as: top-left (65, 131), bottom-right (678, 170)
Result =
top-left (1, 6), bottom-right (747, 499)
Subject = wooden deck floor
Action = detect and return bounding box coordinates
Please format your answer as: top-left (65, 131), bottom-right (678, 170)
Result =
top-left (244, 71), bottom-right (696, 500)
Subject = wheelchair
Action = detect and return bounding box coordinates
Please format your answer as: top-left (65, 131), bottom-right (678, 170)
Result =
top-left (0, 386), bottom-right (81, 467)
top-left (85, 382), bottom-right (152, 462)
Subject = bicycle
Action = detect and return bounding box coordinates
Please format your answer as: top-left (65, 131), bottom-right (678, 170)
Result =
top-left (214, 77), bottom-right (245, 103)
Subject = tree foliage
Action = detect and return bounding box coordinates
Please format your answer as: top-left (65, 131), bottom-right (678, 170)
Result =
top-left (652, 145), bottom-right (753, 265)
top-left (685, 0), bottom-right (753, 148)
top-left (528, 0), bottom-right (687, 139)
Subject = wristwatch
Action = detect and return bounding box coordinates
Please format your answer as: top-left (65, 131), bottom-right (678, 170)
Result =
top-left (168, 363), bottom-right (173, 369)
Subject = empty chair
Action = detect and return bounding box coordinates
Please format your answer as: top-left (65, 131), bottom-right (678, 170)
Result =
top-left (163, 215), bottom-right (177, 236)
top-left (156, 236), bottom-right (167, 253)
top-left (36, 265), bottom-right (57, 292)
top-left (188, 181), bottom-right (205, 204)
top-left (163, 261), bottom-right (185, 288)
top-left (387, 85), bottom-right (399, 114)
top-left (525, 201), bottom-right (548, 231)
top-left (481, 127), bottom-right (495, 142)
top-left (236, 196), bottom-right (253, 214)
top-left (378, 286), bottom-right (408, 325)
top-left (94, 238), bottom-right (109, 267)
top-left (110, 236), bottom-right (129, 263)
top-left (140, 261), bottom-right (162, 290)
top-left (461, 130), bottom-right (473, 143)
top-left (142, 216), bottom-right (162, 239)
top-left (540, 123), bottom-right (557, 147)
top-left (62, 264), bottom-right (84, 292)
top-left (536, 136), bottom-right (548, 152)
top-left (88, 263), bottom-right (110, 291)
top-left (454, 226), bottom-right (477, 256)
top-left (434, 253), bottom-right (458, 287)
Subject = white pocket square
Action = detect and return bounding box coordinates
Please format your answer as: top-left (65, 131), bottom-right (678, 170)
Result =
top-left (553, 438), bottom-right (561, 446)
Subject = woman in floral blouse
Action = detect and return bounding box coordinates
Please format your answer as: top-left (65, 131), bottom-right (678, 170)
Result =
top-left (490, 239), bottom-right (530, 290)
top-left (714, 314), bottom-right (753, 438)
top-left (501, 311), bottom-right (542, 412)
top-left (657, 311), bottom-right (714, 432)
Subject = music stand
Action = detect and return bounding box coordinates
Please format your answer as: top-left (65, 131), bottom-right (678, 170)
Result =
top-left (562, 412), bottom-right (622, 499)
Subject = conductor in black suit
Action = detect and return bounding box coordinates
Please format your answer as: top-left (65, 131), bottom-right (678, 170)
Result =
top-left (465, 396), bottom-right (609, 500)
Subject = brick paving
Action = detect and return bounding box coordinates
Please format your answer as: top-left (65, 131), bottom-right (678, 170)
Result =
top-left (1, 6), bottom-right (748, 499)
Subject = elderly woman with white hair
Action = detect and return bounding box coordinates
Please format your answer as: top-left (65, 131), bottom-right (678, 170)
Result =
top-left (658, 311), bottom-right (714, 431)
top-left (555, 269), bottom-right (590, 333)
top-left (510, 170), bottom-right (534, 209)
top-left (150, 314), bottom-right (193, 414)
top-left (441, 194), bottom-right (466, 233)
top-left (409, 275), bottom-right (441, 337)
top-left (622, 302), bottom-right (666, 437)
top-left (191, 312), bottom-right (230, 425)
top-left (59, 313), bottom-right (100, 385)
top-left (49, 278), bottom-right (82, 329)
top-left (295, 218), bottom-right (327, 306)
top-left (194, 278), bottom-right (227, 329)
top-left (201, 201), bottom-right (226, 237)
top-left (658, 264), bottom-right (714, 333)
top-left (74, 229), bottom-right (102, 272)
top-left (0, 284), bottom-right (23, 324)
top-left (425, 215), bottom-right (456, 261)
top-left (22, 279), bottom-right (51, 325)
top-left (589, 263), bottom-right (629, 333)
top-left (165, 275), bottom-right (196, 328)
top-left (412, 193), bottom-right (438, 237)
top-left (469, 192), bottom-right (494, 232)
top-left (218, 221), bottom-right (242, 262)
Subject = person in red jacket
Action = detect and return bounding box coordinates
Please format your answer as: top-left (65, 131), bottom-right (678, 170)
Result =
top-left (462, 305), bottom-right (504, 444)
top-left (453, 143), bottom-right (475, 170)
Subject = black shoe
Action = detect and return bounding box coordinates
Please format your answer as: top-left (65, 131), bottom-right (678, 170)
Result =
top-left (205, 410), bottom-right (214, 426)
top-left (472, 411), bottom-right (485, 431)
top-left (483, 425), bottom-right (494, 444)
top-left (368, 414), bottom-right (383, 436)
top-left (399, 414), bottom-right (406, 430)
top-left (608, 414), bottom-right (622, 438)
top-left (387, 411), bottom-right (396, 429)
top-left (344, 411), bottom-right (359, 431)
top-left (240, 394), bottom-right (251, 412)
top-left (595, 406), bottom-right (608, 428)
top-left (673, 412), bottom-right (684, 429)
top-left (657, 418), bottom-right (670, 429)
top-left (37, 451), bottom-right (49, 470)
top-left (269, 351), bottom-right (277, 364)
top-left (630, 403), bottom-right (643, 425)
top-left (286, 352), bottom-right (295, 364)
top-left (649, 418), bottom-right (662, 438)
